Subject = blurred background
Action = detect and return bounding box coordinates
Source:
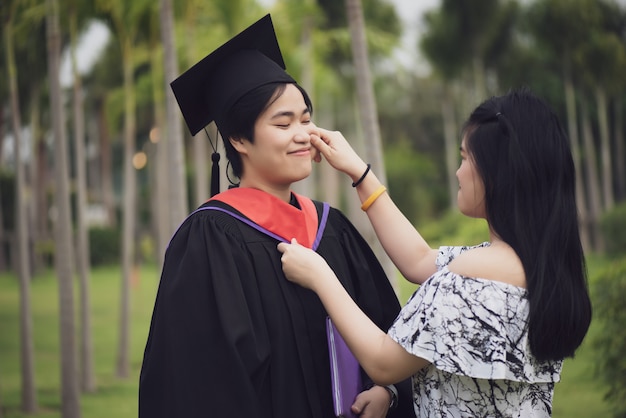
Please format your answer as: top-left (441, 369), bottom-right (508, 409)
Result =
top-left (1, 0), bottom-right (625, 417)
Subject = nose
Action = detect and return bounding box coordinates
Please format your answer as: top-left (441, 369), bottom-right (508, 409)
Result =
top-left (294, 124), bottom-right (312, 142)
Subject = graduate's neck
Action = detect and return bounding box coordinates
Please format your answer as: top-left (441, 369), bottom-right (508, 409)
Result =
top-left (238, 179), bottom-right (292, 203)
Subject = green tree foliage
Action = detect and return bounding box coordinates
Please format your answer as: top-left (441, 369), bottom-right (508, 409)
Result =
top-left (420, 209), bottom-right (490, 247)
top-left (420, 6), bottom-right (465, 80)
top-left (316, 0), bottom-right (401, 66)
top-left (88, 227), bottom-right (121, 266)
top-left (385, 141), bottom-right (446, 224)
top-left (527, 0), bottom-right (602, 61)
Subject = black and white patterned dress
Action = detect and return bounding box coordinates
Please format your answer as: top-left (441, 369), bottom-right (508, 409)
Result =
top-left (388, 244), bottom-right (562, 417)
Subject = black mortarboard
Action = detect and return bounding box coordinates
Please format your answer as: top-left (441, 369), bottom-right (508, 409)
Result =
top-left (170, 13), bottom-right (296, 136)
top-left (170, 14), bottom-right (296, 196)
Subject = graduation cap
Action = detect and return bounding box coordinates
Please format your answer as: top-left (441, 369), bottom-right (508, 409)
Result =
top-left (171, 13), bottom-right (296, 136)
top-left (170, 14), bottom-right (296, 196)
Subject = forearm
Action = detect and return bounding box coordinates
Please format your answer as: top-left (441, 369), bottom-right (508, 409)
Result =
top-left (349, 168), bottom-right (436, 284)
top-left (312, 269), bottom-right (426, 384)
top-left (313, 272), bottom-right (396, 380)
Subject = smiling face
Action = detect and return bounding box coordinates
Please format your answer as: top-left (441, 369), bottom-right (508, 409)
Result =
top-left (456, 134), bottom-right (486, 219)
top-left (231, 84), bottom-right (314, 195)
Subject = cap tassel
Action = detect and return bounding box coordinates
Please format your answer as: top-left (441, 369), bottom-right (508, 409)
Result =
top-left (204, 126), bottom-right (221, 197)
top-left (210, 152), bottom-right (220, 197)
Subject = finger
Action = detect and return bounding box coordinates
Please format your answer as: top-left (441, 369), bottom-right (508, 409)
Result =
top-left (310, 134), bottom-right (329, 149)
top-left (351, 400), bottom-right (364, 415)
top-left (310, 135), bottom-right (333, 160)
top-left (316, 126), bottom-right (332, 137)
top-left (277, 242), bottom-right (288, 253)
top-left (310, 145), bottom-right (322, 163)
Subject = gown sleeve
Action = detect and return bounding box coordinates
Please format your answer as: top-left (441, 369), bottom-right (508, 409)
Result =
top-left (139, 210), bottom-right (273, 417)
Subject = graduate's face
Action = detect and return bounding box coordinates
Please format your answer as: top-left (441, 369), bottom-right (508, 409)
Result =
top-left (456, 135), bottom-right (486, 219)
top-left (232, 84), bottom-right (315, 189)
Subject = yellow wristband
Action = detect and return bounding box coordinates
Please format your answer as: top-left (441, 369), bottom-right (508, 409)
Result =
top-left (361, 185), bottom-right (387, 211)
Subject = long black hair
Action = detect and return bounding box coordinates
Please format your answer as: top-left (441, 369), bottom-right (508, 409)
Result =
top-left (463, 89), bottom-right (592, 361)
top-left (217, 82), bottom-right (313, 178)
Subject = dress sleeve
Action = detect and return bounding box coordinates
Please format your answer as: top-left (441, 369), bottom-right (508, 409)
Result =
top-left (388, 246), bottom-right (562, 384)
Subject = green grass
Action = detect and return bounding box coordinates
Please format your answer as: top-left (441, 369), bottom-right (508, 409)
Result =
top-left (0, 264), bottom-right (160, 418)
top-left (0, 257), bottom-right (613, 417)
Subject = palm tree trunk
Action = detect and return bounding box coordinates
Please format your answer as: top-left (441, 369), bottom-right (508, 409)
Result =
top-left (614, 100), bottom-right (625, 199)
top-left (97, 100), bottom-right (116, 227)
top-left (292, 6), bottom-right (315, 198)
top-left (317, 95), bottom-right (340, 207)
top-left (441, 85), bottom-right (458, 209)
top-left (5, 15), bottom-right (38, 414)
top-left (563, 73), bottom-right (591, 252)
top-left (345, 0), bottom-right (385, 182)
top-left (160, 0), bottom-right (188, 232)
top-left (183, 18), bottom-right (208, 207)
top-left (70, 10), bottom-right (96, 393)
top-left (46, 0), bottom-right (81, 416)
top-left (595, 87), bottom-right (614, 211)
top-left (28, 87), bottom-right (45, 273)
top-left (471, 56), bottom-right (487, 105)
top-left (580, 98), bottom-right (604, 252)
top-left (117, 37), bottom-right (137, 379)
top-left (345, 0), bottom-right (396, 291)
top-left (0, 102), bottom-right (5, 271)
top-left (149, 38), bottom-right (168, 268)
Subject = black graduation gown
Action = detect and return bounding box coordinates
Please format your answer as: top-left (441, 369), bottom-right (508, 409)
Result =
top-left (139, 190), bottom-right (415, 418)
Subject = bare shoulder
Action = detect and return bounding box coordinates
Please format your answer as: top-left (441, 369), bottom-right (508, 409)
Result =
top-left (447, 245), bottom-right (526, 289)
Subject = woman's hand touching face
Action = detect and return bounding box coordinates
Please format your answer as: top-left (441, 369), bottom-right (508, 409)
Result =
top-left (307, 122), bottom-right (322, 163)
top-left (308, 127), bottom-right (367, 179)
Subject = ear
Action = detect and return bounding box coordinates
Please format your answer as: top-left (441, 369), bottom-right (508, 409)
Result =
top-left (229, 137), bottom-right (248, 155)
